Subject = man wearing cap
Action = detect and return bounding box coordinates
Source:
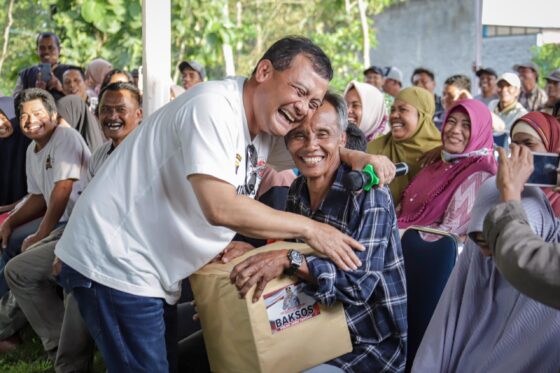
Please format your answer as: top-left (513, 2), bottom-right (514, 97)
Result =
top-left (543, 68), bottom-right (560, 115)
top-left (178, 60), bottom-right (206, 90)
top-left (363, 66), bottom-right (385, 90)
top-left (514, 62), bottom-right (548, 112)
top-left (488, 72), bottom-right (528, 131)
top-left (474, 67), bottom-right (498, 105)
top-left (382, 67), bottom-right (402, 98)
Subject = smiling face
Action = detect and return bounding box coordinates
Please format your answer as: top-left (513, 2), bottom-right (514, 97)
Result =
top-left (389, 99), bottom-right (419, 141)
top-left (19, 99), bottom-right (57, 150)
top-left (285, 101), bottom-right (345, 182)
top-left (497, 81), bottom-right (519, 107)
top-left (365, 72), bottom-right (384, 89)
top-left (37, 35), bottom-right (59, 65)
top-left (442, 109), bottom-right (471, 154)
top-left (98, 89), bottom-right (142, 146)
top-left (62, 70), bottom-right (87, 101)
top-left (181, 68), bottom-right (202, 90)
top-left (344, 88), bottom-right (362, 127)
top-left (0, 112), bottom-right (13, 138)
top-left (479, 73), bottom-right (497, 96)
top-left (252, 54), bottom-right (329, 138)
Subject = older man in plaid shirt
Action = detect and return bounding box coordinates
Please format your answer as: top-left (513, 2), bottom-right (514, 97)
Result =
top-left (231, 91), bottom-right (407, 373)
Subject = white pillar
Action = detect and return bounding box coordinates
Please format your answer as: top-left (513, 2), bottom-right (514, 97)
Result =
top-left (142, 0), bottom-right (171, 117)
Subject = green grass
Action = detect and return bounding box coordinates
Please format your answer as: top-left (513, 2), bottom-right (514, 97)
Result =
top-left (0, 325), bottom-right (105, 373)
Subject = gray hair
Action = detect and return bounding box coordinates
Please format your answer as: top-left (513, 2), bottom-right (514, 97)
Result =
top-left (322, 91), bottom-right (348, 133)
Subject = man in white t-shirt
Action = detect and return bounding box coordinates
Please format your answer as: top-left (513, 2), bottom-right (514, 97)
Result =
top-left (54, 36), bottom-right (397, 371)
top-left (0, 88), bottom-right (89, 351)
top-left (5, 82), bottom-right (142, 370)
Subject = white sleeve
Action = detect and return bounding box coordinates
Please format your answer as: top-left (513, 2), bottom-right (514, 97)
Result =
top-left (26, 148), bottom-right (41, 195)
top-left (52, 129), bottom-right (91, 183)
top-left (266, 136), bottom-right (295, 171)
top-left (179, 93), bottom-right (239, 187)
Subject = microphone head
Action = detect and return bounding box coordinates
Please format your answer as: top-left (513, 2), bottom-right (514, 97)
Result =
top-left (342, 171), bottom-right (367, 191)
top-left (395, 162), bottom-right (409, 177)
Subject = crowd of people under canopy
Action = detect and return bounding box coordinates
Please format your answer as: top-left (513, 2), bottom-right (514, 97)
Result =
top-left (0, 32), bottom-right (559, 372)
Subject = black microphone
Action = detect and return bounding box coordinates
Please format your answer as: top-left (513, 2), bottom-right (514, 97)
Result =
top-left (343, 163), bottom-right (409, 191)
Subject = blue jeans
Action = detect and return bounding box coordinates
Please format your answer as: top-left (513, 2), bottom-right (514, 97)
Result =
top-left (60, 263), bottom-right (170, 373)
top-left (0, 218), bottom-right (42, 296)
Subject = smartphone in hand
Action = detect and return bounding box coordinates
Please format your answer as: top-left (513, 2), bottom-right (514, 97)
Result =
top-left (525, 152), bottom-right (559, 187)
top-left (38, 63), bottom-right (51, 82)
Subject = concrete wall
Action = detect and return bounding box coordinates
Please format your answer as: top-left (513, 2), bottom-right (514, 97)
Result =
top-left (371, 0), bottom-right (477, 92)
top-left (481, 34), bottom-right (538, 76)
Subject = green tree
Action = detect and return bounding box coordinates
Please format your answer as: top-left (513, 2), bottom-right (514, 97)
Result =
top-left (532, 43), bottom-right (560, 85)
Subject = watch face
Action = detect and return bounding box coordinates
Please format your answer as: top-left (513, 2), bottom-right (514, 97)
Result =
top-left (290, 250), bottom-right (304, 266)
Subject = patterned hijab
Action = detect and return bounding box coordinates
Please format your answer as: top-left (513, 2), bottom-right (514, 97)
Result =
top-left (510, 112), bottom-right (560, 217)
top-left (367, 86), bottom-right (441, 204)
top-left (398, 99), bottom-right (497, 228)
top-left (412, 178), bottom-right (560, 372)
top-left (343, 81), bottom-right (387, 141)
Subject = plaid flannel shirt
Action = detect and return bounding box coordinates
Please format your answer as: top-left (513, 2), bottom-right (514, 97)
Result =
top-left (287, 164), bottom-right (407, 373)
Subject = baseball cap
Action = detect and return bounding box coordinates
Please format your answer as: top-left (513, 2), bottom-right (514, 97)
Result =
top-left (545, 68), bottom-right (560, 83)
top-left (178, 60), bottom-right (206, 80)
top-left (384, 67), bottom-right (403, 84)
top-left (497, 72), bottom-right (521, 88)
top-left (513, 62), bottom-right (539, 76)
top-left (363, 65), bottom-right (384, 76)
top-left (475, 67), bottom-right (497, 78)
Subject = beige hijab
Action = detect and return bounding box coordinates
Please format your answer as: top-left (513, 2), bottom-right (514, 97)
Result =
top-left (344, 81), bottom-right (387, 141)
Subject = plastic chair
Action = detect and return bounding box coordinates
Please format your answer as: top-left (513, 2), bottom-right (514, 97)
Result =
top-left (401, 226), bottom-right (461, 372)
top-left (493, 133), bottom-right (509, 148)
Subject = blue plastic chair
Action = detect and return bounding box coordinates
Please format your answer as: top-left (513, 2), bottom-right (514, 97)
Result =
top-left (401, 226), bottom-right (461, 371)
top-left (493, 133), bottom-right (509, 148)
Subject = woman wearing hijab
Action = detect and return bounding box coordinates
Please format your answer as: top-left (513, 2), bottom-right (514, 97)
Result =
top-left (0, 97), bottom-right (30, 212)
top-left (412, 178), bottom-right (560, 372)
top-left (344, 81), bottom-right (388, 141)
top-left (398, 99), bottom-right (497, 237)
top-left (56, 94), bottom-right (104, 151)
top-left (367, 86), bottom-right (441, 204)
top-left (85, 58), bottom-right (113, 98)
top-left (510, 112), bottom-right (560, 216)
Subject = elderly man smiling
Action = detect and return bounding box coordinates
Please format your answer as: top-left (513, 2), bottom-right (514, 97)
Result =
top-left (231, 92), bottom-right (407, 373)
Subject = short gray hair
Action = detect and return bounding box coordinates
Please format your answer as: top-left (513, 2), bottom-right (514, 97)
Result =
top-left (322, 91), bottom-right (348, 133)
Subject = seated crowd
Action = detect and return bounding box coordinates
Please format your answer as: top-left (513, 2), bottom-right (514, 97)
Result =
top-left (0, 31), bottom-right (559, 373)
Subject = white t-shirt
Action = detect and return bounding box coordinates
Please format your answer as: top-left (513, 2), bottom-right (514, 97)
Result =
top-left (55, 77), bottom-right (294, 304)
top-left (87, 141), bottom-right (114, 182)
top-left (26, 125), bottom-right (91, 221)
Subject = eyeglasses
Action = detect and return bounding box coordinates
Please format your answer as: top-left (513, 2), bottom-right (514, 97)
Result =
top-left (244, 144), bottom-right (258, 195)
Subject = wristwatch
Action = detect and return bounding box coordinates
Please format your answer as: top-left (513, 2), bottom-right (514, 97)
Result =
top-left (285, 249), bottom-right (304, 276)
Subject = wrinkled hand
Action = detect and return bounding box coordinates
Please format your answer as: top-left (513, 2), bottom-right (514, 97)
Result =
top-left (418, 145), bottom-right (442, 168)
top-left (368, 155), bottom-right (396, 185)
top-left (0, 222), bottom-right (12, 250)
top-left (496, 145), bottom-right (533, 202)
top-left (230, 250), bottom-right (289, 303)
top-left (21, 233), bottom-right (42, 252)
top-left (305, 220), bottom-right (364, 271)
top-left (52, 256), bottom-right (62, 276)
top-left (212, 241), bottom-right (255, 264)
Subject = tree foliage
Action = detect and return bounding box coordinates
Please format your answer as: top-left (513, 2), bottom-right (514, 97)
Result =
top-left (0, 0), bottom-right (399, 95)
top-left (532, 43), bottom-right (560, 85)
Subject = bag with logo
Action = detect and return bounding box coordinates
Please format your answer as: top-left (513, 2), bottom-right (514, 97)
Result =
top-left (190, 241), bottom-right (352, 373)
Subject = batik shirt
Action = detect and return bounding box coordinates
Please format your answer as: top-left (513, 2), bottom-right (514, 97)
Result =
top-left (287, 164), bottom-right (407, 373)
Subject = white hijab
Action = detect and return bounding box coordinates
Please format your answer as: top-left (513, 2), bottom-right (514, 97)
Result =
top-left (344, 80), bottom-right (387, 141)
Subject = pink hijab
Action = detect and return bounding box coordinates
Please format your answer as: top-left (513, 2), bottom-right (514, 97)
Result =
top-left (398, 99), bottom-right (497, 228)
